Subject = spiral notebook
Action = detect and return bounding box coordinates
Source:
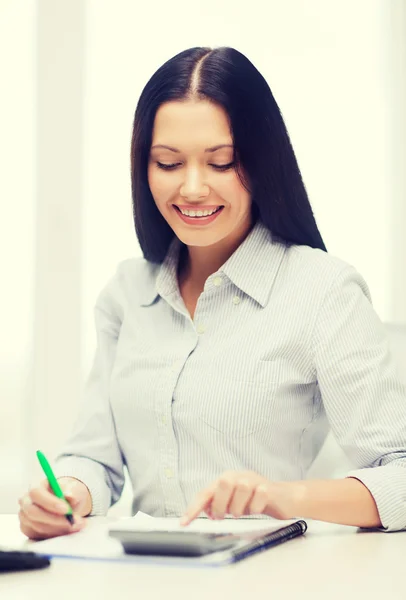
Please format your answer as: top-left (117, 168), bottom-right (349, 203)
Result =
top-left (27, 513), bottom-right (307, 568)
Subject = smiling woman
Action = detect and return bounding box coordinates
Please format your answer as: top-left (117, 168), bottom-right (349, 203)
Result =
top-left (18, 45), bottom-right (406, 540)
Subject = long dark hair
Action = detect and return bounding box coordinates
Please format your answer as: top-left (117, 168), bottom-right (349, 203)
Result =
top-left (131, 46), bottom-right (327, 263)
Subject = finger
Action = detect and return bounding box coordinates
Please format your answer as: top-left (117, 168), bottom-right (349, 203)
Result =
top-left (19, 494), bottom-right (85, 529)
top-left (19, 494), bottom-right (33, 509)
top-left (38, 477), bottom-right (79, 508)
top-left (18, 509), bottom-right (84, 540)
top-left (19, 498), bottom-right (83, 529)
top-left (59, 480), bottom-right (82, 509)
top-left (210, 476), bottom-right (235, 519)
top-left (206, 505), bottom-right (215, 519)
top-left (19, 510), bottom-right (69, 540)
top-left (180, 486), bottom-right (216, 525)
top-left (28, 486), bottom-right (72, 516)
top-left (39, 477), bottom-right (75, 495)
top-left (19, 511), bottom-right (46, 541)
top-left (228, 479), bottom-right (255, 518)
top-left (247, 484), bottom-right (270, 515)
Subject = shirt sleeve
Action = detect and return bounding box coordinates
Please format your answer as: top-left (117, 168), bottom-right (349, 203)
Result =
top-left (54, 271), bottom-right (125, 516)
top-left (312, 264), bottom-right (406, 532)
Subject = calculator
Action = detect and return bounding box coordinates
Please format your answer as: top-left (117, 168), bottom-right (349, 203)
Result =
top-left (108, 529), bottom-right (239, 557)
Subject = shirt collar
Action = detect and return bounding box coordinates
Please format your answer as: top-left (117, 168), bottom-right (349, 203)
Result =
top-left (221, 220), bottom-right (286, 307)
top-left (140, 219), bottom-right (287, 308)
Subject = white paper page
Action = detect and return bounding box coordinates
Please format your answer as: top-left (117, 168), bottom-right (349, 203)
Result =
top-left (25, 518), bottom-right (125, 559)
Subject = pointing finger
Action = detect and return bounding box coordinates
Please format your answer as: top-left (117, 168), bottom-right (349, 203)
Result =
top-left (180, 485), bottom-right (216, 526)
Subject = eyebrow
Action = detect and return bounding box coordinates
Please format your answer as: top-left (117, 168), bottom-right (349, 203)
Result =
top-left (151, 144), bottom-right (234, 153)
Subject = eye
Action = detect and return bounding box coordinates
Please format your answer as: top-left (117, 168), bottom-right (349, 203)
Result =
top-left (156, 162), bottom-right (235, 171)
top-left (212, 162), bottom-right (235, 171)
top-left (156, 162), bottom-right (179, 170)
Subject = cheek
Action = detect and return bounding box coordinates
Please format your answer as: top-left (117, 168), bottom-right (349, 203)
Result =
top-left (226, 177), bottom-right (251, 211)
top-left (148, 170), bottom-right (171, 207)
top-left (221, 172), bottom-right (249, 197)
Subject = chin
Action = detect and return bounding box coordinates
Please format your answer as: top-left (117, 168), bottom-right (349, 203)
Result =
top-left (174, 228), bottom-right (229, 248)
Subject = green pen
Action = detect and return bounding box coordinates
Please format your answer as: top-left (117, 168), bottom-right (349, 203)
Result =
top-left (36, 450), bottom-right (74, 525)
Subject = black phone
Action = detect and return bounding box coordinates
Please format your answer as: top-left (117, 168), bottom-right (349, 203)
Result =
top-left (108, 529), bottom-right (239, 557)
top-left (0, 550), bottom-right (51, 573)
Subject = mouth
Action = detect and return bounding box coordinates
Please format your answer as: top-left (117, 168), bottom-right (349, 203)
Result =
top-left (173, 205), bottom-right (224, 225)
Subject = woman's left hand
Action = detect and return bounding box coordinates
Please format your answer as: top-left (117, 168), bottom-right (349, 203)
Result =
top-left (180, 470), bottom-right (301, 525)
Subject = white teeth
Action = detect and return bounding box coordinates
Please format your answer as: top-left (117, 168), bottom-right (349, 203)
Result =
top-left (179, 207), bottom-right (221, 217)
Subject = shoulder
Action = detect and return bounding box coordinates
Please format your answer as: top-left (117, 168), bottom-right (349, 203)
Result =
top-left (285, 244), bottom-right (372, 302)
top-left (95, 256), bottom-right (159, 318)
top-left (116, 256), bottom-right (160, 290)
top-left (288, 243), bottom-right (351, 278)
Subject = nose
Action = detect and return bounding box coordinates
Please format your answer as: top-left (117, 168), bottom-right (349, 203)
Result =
top-left (180, 167), bottom-right (210, 200)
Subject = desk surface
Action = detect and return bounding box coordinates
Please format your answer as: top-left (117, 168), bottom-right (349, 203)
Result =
top-left (0, 514), bottom-right (404, 600)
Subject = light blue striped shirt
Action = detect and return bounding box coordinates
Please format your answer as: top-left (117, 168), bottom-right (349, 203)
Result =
top-left (55, 220), bottom-right (406, 531)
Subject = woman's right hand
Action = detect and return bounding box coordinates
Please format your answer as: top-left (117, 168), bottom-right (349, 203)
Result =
top-left (18, 477), bottom-right (92, 540)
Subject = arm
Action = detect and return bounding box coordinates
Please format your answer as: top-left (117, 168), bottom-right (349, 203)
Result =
top-left (289, 476), bottom-right (381, 528)
top-left (181, 471), bottom-right (382, 527)
top-left (308, 265), bottom-right (406, 531)
top-left (54, 270), bottom-right (126, 516)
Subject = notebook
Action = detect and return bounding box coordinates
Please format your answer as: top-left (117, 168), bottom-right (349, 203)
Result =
top-left (26, 512), bottom-right (307, 567)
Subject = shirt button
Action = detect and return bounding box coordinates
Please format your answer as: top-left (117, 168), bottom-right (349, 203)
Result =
top-left (232, 296), bottom-right (241, 305)
top-left (197, 324), bottom-right (206, 334)
top-left (164, 468), bottom-right (174, 479)
top-left (161, 414), bottom-right (167, 425)
top-left (213, 276), bottom-right (223, 287)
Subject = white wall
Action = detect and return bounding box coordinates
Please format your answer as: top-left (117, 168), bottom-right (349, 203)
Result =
top-left (0, 0), bottom-right (35, 505)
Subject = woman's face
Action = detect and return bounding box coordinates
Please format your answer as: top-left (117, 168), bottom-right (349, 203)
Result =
top-left (148, 100), bottom-right (252, 249)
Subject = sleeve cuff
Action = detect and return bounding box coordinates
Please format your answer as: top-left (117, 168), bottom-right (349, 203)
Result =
top-left (54, 456), bottom-right (112, 516)
top-left (346, 465), bottom-right (406, 532)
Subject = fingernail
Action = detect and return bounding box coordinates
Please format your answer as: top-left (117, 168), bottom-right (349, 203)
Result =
top-left (179, 515), bottom-right (188, 525)
top-left (56, 501), bottom-right (68, 512)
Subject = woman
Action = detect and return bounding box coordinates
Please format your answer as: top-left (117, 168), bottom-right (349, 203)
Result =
top-left (18, 46), bottom-right (406, 540)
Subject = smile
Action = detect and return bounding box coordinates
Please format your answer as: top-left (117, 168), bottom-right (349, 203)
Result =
top-left (173, 205), bottom-right (224, 225)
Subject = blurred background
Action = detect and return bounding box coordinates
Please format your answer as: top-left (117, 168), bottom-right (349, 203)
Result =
top-left (0, 0), bottom-right (405, 515)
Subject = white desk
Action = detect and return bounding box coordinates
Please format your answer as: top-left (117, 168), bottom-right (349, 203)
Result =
top-left (0, 514), bottom-right (404, 600)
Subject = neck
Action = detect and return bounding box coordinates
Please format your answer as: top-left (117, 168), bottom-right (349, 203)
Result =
top-left (178, 217), bottom-right (254, 291)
